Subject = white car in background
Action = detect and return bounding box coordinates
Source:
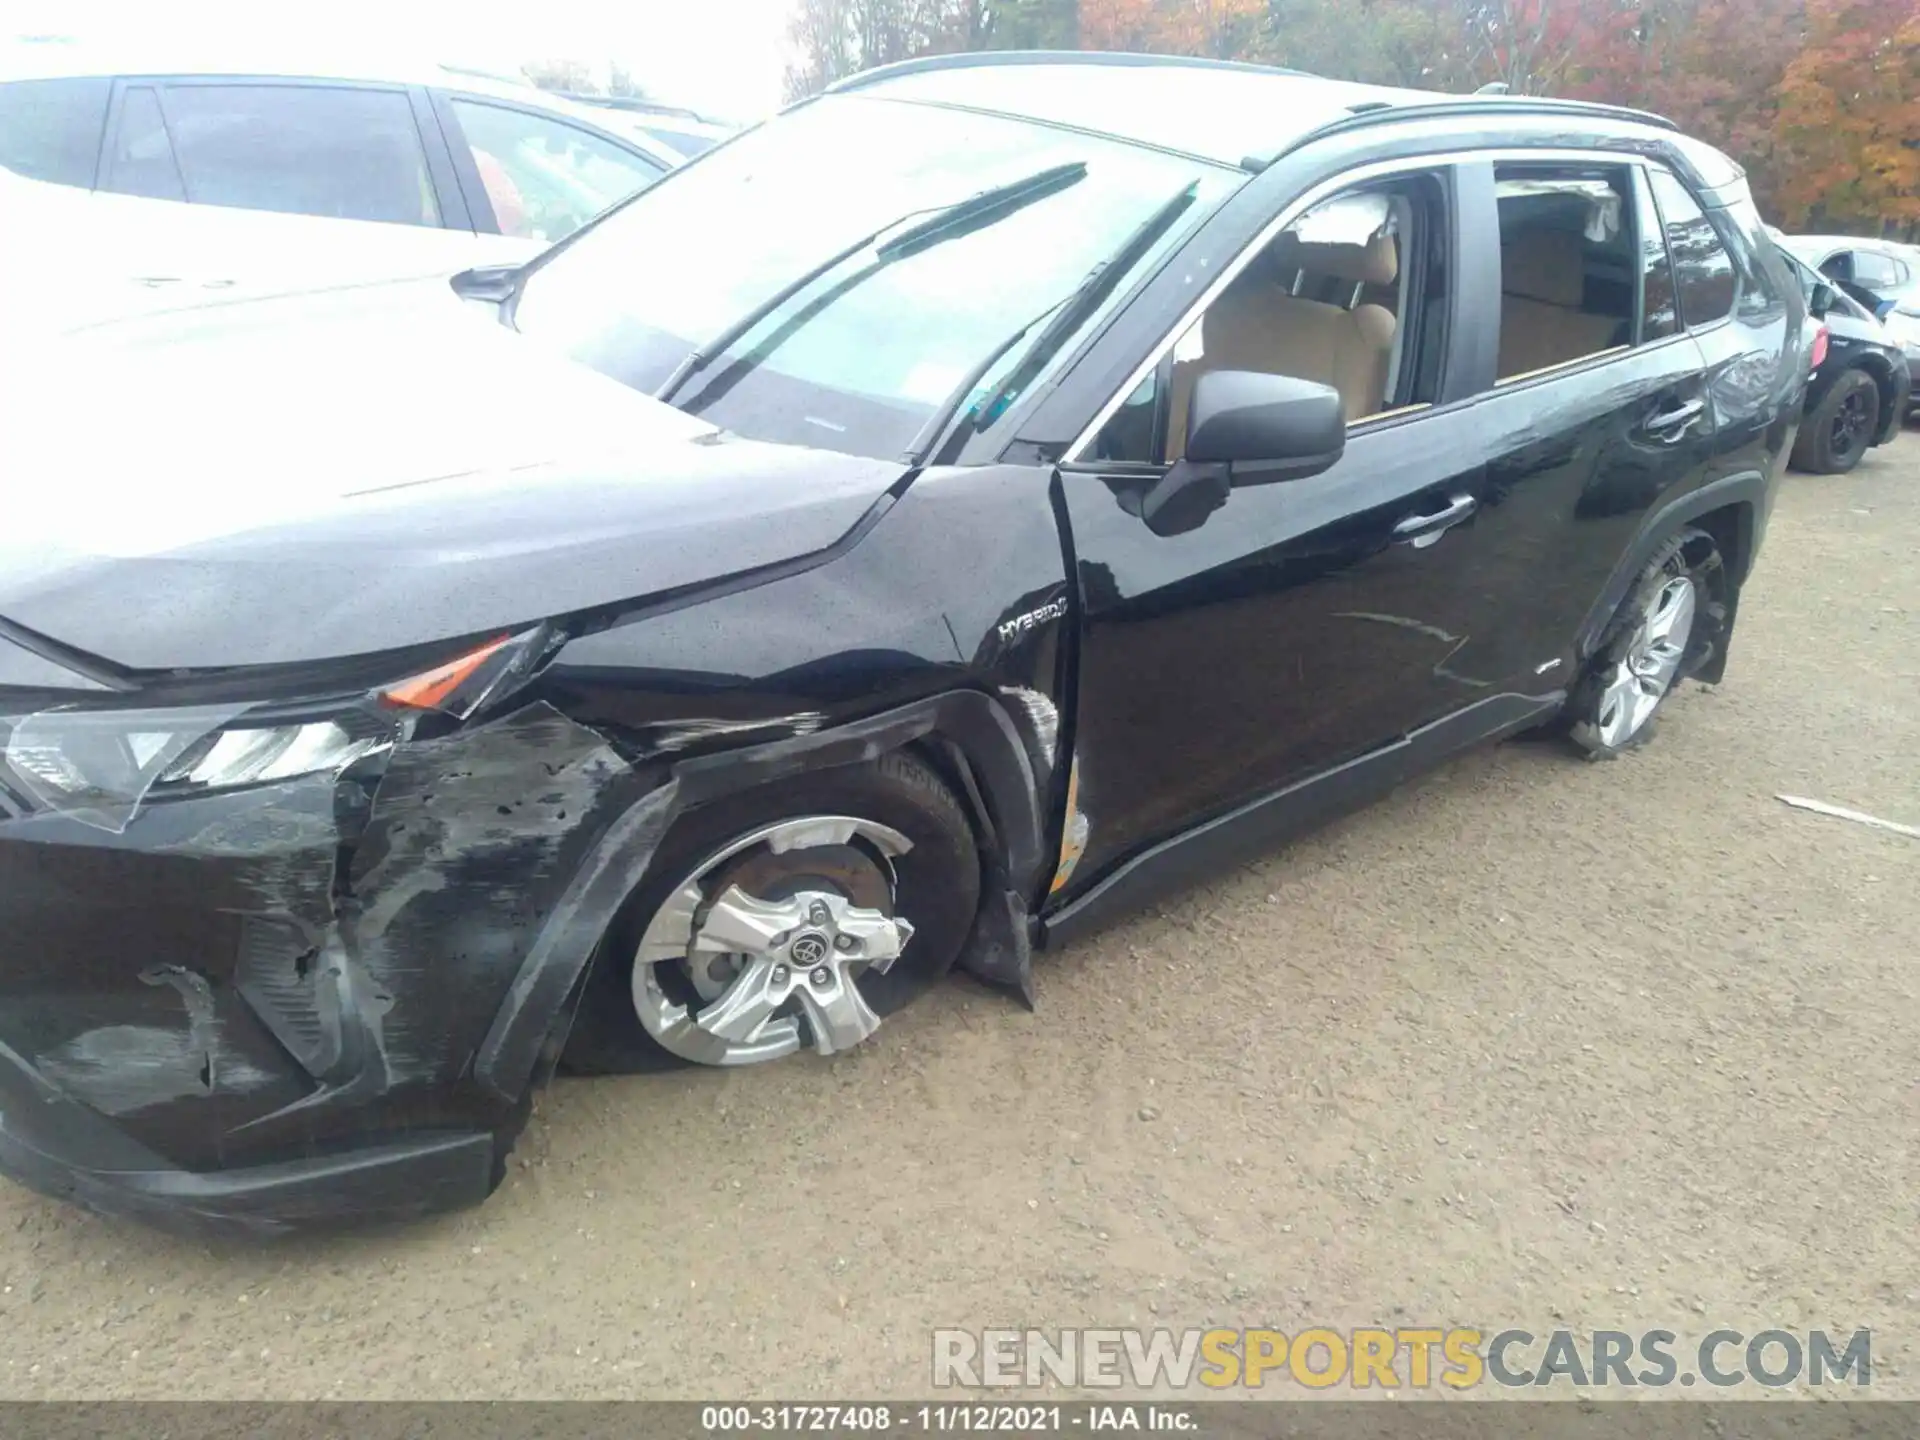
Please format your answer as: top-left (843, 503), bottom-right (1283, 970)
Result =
top-left (0, 165), bottom-right (537, 340)
top-left (0, 43), bottom-right (681, 256)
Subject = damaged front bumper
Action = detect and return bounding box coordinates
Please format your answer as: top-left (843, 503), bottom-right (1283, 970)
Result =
top-left (0, 700), bottom-right (674, 1236)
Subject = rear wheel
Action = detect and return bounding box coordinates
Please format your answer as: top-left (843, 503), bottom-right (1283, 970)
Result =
top-left (1569, 527), bottom-right (1726, 757)
top-left (1791, 369), bottom-right (1880, 474)
top-left (561, 752), bottom-right (979, 1072)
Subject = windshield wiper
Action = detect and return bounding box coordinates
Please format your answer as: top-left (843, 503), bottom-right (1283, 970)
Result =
top-left (653, 161), bottom-right (1088, 407)
top-left (906, 179), bottom-right (1202, 467)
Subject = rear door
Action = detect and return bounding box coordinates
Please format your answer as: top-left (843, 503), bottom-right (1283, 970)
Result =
top-left (1433, 159), bottom-right (1715, 694)
top-left (1643, 166), bottom-right (1795, 493)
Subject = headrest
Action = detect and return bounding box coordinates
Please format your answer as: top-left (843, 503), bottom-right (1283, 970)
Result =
top-left (1503, 228), bottom-right (1587, 307)
top-left (1271, 232), bottom-right (1398, 287)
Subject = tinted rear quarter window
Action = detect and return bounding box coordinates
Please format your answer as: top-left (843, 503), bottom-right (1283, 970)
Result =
top-left (0, 77), bottom-right (111, 187)
top-left (1647, 168), bottom-right (1735, 328)
top-left (161, 83), bottom-right (439, 226)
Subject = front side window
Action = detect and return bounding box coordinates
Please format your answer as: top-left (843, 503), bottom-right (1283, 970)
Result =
top-left (449, 100), bottom-right (663, 243)
top-left (0, 77), bottom-right (111, 188)
top-left (1090, 173), bottom-right (1450, 464)
top-left (513, 95), bottom-right (1241, 461)
top-left (159, 84), bottom-right (439, 227)
top-left (1494, 165), bottom-right (1636, 382)
top-left (1646, 168), bottom-right (1735, 328)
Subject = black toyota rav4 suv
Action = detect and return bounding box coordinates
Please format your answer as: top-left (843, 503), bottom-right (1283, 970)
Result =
top-left (0, 53), bottom-right (1807, 1235)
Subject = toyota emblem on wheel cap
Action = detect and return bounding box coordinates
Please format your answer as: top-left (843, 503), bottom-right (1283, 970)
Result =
top-left (789, 932), bottom-right (830, 966)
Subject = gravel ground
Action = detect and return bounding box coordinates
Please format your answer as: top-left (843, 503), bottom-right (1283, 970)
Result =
top-left (0, 433), bottom-right (1914, 1401)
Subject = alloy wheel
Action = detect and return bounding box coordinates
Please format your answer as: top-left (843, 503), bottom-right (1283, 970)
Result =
top-left (1592, 574), bottom-right (1697, 749)
top-left (1830, 389), bottom-right (1870, 461)
top-left (630, 816), bottom-right (917, 1066)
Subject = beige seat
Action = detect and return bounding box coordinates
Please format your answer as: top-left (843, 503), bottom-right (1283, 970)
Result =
top-left (1497, 228), bottom-right (1620, 380)
top-left (1167, 234), bottom-right (1399, 459)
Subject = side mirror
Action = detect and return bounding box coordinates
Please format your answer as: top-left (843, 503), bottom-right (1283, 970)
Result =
top-left (1137, 371), bottom-right (1347, 537)
top-left (1808, 282), bottom-right (1836, 319)
top-left (1186, 370), bottom-right (1347, 481)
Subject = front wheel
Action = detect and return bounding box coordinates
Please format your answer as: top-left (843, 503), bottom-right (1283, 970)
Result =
top-left (1568, 526), bottom-right (1727, 758)
top-left (562, 752), bottom-right (980, 1072)
top-left (1791, 369), bottom-right (1880, 474)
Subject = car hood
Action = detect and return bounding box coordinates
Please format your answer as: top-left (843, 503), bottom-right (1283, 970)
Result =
top-left (0, 273), bottom-right (906, 673)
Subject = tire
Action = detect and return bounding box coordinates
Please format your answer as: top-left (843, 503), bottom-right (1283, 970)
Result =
top-left (1568, 526), bottom-right (1727, 758)
top-left (1791, 369), bottom-right (1880, 474)
top-left (560, 751), bottom-right (980, 1073)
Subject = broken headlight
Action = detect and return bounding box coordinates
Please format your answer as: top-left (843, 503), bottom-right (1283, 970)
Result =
top-left (1, 703), bottom-right (404, 832)
top-left (0, 629), bottom-right (544, 833)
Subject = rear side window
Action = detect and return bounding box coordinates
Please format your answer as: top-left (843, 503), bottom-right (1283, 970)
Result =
top-left (0, 77), bottom-right (110, 187)
top-left (1493, 165), bottom-right (1636, 381)
top-left (160, 84), bottom-right (439, 226)
top-left (1647, 169), bottom-right (1735, 328)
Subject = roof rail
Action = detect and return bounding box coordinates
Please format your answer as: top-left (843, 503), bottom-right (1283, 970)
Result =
top-left (1262, 93), bottom-right (1678, 165)
top-left (555, 91), bottom-right (713, 122)
top-left (827, 48), bottom-right (1312, 95)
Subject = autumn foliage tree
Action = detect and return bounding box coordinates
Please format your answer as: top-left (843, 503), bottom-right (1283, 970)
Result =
top-left (1774, 0), bottom-right (1920, 230)
top-left (782, 0), bottom-right (1920, 233)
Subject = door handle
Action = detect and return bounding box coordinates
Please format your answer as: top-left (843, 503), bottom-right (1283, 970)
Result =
top-left (1645, 397), bottom-right (1706, 439)
top-left (1392, 493), bottom-right (1477, 548)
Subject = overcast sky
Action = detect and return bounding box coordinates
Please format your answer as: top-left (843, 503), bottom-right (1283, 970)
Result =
top-left (10, 0), bottom-right (797, 120)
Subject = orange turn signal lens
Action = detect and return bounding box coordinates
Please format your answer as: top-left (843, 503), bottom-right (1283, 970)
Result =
top-left (380, 635), bottom-right (512, 712)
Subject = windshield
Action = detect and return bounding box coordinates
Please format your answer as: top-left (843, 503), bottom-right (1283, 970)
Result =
top-left (513, 95), bottom-right (1240, 460)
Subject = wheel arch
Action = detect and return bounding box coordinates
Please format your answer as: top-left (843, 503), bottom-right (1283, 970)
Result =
top-left (1574, 472), bottom-right (1767, 685)
top-left (670, 689), bottom-right (1046, 900)
top-left (473, 689), bottom-right (1047, 1101)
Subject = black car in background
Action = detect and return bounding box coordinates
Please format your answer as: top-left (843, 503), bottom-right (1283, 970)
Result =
top-left (1783, 234), bottom-right (1920, 424)
top-left (0, 53), bottom-right (1808, 1235)
top-left (1774, 242), bottom-right (1912, 472)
